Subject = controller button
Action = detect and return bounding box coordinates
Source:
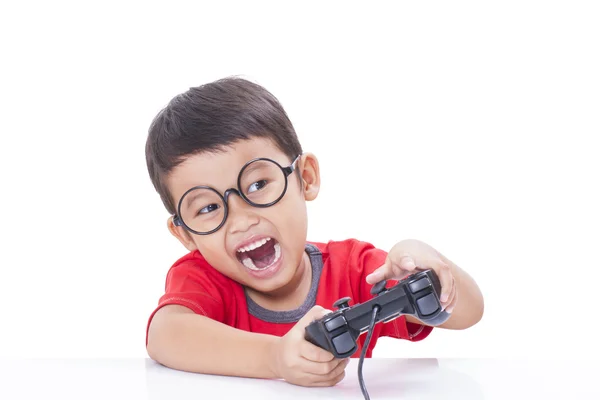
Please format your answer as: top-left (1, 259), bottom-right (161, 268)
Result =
top-left (325, 315), bottom-right (346, 332)
top-left (416, 293), bottom-right (440, 316)
top-left (409, 277), bottom-right (430, 293)
top-left (332, 332), bottom-right (356, 355)
top-left (333, 297), bottom-right (352, 310)
top-left (370, 280), bottom-right (388, 295)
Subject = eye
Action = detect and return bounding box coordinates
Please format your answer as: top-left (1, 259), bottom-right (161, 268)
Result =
top-left (247, 180), bottom-right (268, 193)
top-left (197, 203), bottom-right (220, 216)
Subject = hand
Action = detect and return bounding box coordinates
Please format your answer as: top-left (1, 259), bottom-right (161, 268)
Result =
top-left (365, 239), bottom-right (458, 313)
top-left (269, 306), bottom-right (350, 387)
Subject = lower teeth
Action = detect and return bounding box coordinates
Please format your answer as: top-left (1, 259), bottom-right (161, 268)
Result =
top-left (242, 243), bottom-right (281, 271)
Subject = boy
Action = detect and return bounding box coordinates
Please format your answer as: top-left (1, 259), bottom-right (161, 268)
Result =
top-left (144, 77), bottom-right (484, 387)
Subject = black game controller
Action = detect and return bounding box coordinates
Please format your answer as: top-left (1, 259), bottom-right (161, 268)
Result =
top-left (305, 269), bottom-right (451, 358)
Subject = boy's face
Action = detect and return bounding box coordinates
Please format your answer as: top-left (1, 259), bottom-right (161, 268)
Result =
top-left (165, 137), bottom-right (320, 297)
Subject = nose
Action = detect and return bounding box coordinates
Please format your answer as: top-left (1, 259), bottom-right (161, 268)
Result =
top-left (225, 191), bottom-right (260, 234)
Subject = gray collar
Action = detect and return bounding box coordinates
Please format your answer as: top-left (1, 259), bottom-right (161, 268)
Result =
top-left (245, 243), bottom-right (323, 323)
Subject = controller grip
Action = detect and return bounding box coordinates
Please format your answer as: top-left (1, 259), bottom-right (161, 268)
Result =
top-left (414, 270), bottom-right (452, 326)
top-left (304, 321), bottom-right (334, 353)
top-left (419, 309), bottom-right (451, 326)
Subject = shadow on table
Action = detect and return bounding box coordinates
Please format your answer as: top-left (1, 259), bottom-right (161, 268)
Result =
top-left (144, 358), bottom-right (483, 400)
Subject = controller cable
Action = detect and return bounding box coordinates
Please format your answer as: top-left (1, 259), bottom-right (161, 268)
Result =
top-left (357, 305), bottom-right (381, 400)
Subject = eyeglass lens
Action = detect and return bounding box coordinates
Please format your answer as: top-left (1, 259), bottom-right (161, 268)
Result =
top-left (178, 159), bottom-right (287, 233)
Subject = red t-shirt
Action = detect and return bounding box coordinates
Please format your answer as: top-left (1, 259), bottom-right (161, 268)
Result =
top-left (146, 238), bottom-right (432, 357)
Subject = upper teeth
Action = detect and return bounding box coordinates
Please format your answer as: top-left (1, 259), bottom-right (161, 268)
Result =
top-left (237, 237), bottom-right (271, 253)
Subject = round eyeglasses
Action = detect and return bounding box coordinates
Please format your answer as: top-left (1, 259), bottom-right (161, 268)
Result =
top-left (172, 155), bottom-right (301, 235)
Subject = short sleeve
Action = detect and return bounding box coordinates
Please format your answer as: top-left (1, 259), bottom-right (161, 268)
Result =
top-left (145, 253), bottom-right (227, 345)
top-left (350, 239), bottom-right (433, 342)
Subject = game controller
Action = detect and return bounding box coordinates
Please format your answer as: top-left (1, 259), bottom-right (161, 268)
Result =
top-left (305, 269), bottom-right (451, 358)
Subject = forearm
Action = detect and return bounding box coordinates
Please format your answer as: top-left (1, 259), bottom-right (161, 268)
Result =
top-left (147, 305), bottom-right (279, 379)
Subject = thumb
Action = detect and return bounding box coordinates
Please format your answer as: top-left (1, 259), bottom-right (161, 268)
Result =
top-left (296, 305), bottom-right (332, 329)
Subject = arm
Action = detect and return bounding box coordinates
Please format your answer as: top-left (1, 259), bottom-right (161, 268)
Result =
top-left (146, 304), bottom-right (278, 378)
top-left (366, 239), bottom-right (484, 331)
top-left (147, 304), bottom-right (348, 386)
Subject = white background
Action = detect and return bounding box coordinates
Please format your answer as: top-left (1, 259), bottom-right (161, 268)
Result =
top-left (1, 1), bottom-right (598, 361)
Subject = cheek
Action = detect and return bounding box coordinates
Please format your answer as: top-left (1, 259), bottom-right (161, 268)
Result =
top-left (275, 196), bottom-right (308, 238)
top-left (193, 236), bottom-right (229, 265)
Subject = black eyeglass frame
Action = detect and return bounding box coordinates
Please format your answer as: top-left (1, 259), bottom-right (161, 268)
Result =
top-left (172, 154), bottom-right (301, 235)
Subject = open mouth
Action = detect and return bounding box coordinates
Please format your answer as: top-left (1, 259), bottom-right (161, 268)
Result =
top-left (236, 237), bottom-right (281, 271)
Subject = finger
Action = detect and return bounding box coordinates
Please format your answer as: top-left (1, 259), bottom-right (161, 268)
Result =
top-left (397, 255), bottom-right (417, 272)
top-left (306, 369), bottom-right (347, 387)
top-left (296, 306), bottom-right (331, 331)
top-left (438, 273), bottom-right (455, 307)
top-left (301, 356), bottom-right (344, 376)
top-left (299, 339), bottom-right (335, 363)
top-left (312, 358), bottom-right (350, 384)
top-left (365, 257), bottom-right (392, 284)
top-left (388, 255), bottom-right (418, 281)
top-left (436, 261), bottom-right (454, 303)
top-left (302, 358), bottom-right (349, 383)
top-left (442, 280), bottom-right (456, 309)
top-left (445, 287), bottom-right (458, 313)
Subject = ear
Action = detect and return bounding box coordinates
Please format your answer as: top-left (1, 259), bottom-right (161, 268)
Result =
top-left (167, 217), bottom-right (198, 252)
top-left (299, 153), bottom-right (320, 201)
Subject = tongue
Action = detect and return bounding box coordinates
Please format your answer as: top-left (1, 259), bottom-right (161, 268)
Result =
top-left (244, 240), bottom-right (276, 269)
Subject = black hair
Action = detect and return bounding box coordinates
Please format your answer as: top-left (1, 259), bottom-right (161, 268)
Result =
top-left (145, 77), bottom-right (303, 215)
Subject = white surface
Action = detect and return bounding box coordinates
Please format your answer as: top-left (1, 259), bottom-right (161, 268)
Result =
top-left (1, 0), bottom-right (599, 362)
top-left (1, 358), bottom-right (599, 399)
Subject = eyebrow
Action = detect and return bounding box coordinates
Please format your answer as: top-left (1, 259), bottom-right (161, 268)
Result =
top-left (180, 158), bottom-right (273, 207)
top-left (242, 161), bottom-right (269, 176)
top-left (184, 190), bottom-right (215, 209)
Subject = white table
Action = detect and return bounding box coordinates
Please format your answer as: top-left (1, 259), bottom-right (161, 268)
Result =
top-left (1, 358), bottom-right (598, 399)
